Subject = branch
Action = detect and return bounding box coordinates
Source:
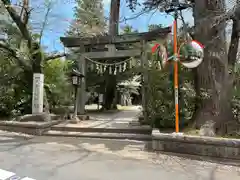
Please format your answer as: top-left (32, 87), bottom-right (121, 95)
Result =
top-left (0, 41), bottom-right (31, 70)
top-left (18, 0), bottom-right (31, 25)
top-left (22, 0), bottom-right (30, 25)
top-left (39, 1), bottom-right (52, 45)
top-left (1, 0), bottom-right (32, 47)
top-left (45, 53), bottom-right (67, 61)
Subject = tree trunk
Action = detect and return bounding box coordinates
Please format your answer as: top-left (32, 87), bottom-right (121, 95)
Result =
top-left (192, 0), bottom-right (238, 135)
top-left (1, 0), bottom-right (64, 114)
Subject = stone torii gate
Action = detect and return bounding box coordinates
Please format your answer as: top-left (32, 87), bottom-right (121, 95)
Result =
top-left (60, 27), bottom-right (171, 121)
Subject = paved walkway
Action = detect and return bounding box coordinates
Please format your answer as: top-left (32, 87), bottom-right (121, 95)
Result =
top-left (59, 106), bottom-right (143, 129)
top-left (0, 131), bottom-right (239, 180)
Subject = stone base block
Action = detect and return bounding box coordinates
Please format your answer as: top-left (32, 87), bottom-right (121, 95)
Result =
top-left (77, 115), bottom-right (89, 120)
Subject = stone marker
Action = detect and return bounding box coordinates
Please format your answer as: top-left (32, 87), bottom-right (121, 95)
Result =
top-left (32, 73), bottom-right (44, 114)
top-left (199, 120), bottom-right (215, 137)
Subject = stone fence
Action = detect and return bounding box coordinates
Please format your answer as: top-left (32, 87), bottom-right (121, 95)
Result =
top-left (152, 130), bottom-right (240, 160)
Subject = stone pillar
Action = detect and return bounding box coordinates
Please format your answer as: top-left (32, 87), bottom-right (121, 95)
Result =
top-left (32, 73), bottom-right (44, 114)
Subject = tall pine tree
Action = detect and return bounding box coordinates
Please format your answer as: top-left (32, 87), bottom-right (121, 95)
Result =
top-left (67, 0), bottom-right (106, 37)
top-left (66, 0), bottom-right (107, 106)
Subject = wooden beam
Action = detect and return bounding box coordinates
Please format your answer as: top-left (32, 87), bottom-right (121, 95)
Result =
top-left (82, 49), bottom-right (141, 59)
top-left (60, 27), bottom-right (171, 47)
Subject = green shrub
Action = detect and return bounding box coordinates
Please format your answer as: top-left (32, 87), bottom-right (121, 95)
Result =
top-left (146, 63), bottom-right (195, 129)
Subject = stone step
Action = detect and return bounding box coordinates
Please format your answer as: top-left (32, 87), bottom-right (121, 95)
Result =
top-left (44, 130), bottom-right (152, 141)
top-left (50, 125), bottom-right (152, 135)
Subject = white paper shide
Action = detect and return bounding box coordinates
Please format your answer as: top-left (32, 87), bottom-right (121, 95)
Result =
top-left (32, 73), bottom-right (44, 114)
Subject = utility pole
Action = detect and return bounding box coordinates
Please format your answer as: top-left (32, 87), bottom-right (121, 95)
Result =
top-left (165, 0), bottom-right (191, 133)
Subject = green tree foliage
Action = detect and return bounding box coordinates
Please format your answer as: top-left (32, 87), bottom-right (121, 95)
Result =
top-left (67, 0), bottom-right (106, 37)
top-left (140, 0), bottom-right (240, 135)
top-left (0, 52), bottom-right (24, 117)
top-left (66, 0), bottom-right (106, 95)
top-left (0, 56), bottom-right (72, 117)
top-left (148, 24), bottom-right (163, 31)
top-left (146, 37), bottom-right (196, 129)
top-left (0, 0), bottom-right (73, 117)
top-left (44, 59), bottom-right (73, 109)
top-left (146, 23), bottom-right (240, 132)
top-left (0, 3), bottom-right (30, 116)
top-left (121, 25), bottom-right (138, 34)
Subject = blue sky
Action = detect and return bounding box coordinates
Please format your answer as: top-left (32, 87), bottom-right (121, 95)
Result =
top-left (36, 0), bottom-right (193, 53)
top-left (8, 0), bottom-right (234, 53)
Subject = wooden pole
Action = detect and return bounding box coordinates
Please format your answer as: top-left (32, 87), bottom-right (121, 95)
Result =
top-left (173, 13), bottom-right (179, 133)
